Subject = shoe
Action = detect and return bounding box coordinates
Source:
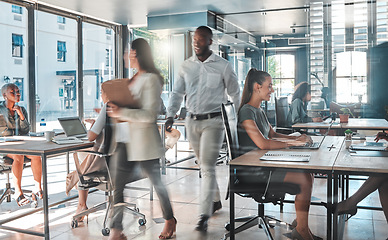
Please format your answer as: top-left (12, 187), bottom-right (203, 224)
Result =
top-left (15, 194), bottom-right (30, 207)
top-left (31, 190), bottom-right (43, 201)
top-left (212, 201), bottom-right (222, 214)
top-left (195, 215), bottom-right (209, 232)
top-left (159, 217), bottom-right (177, 239)
top-left (291, 228), bottom-right (313, 240)
top-left (336, 200), bottom-right (358, 216)
top-left (289, 219), bottom-right (322, 240)
top-left (73, 207), bottom-right (89, 222)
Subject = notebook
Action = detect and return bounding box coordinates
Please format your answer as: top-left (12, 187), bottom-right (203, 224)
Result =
top-left (58, 117), bottom-right (88, 139)
top-left (260, 151), bottom-right (311, 162)
top-left (52, 137), bottom-right (83, 145)
top-left (350, 142), bottom-right (387, 151)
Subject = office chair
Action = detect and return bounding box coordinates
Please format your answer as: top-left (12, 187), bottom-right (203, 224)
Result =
top-left (70, 151), bottom-right (148, 236)
top-left (0, 156), bottom-right (33, 205)
top-left (221, 102), bottom-right (301, 240)
top-left (274, 97), bottom-right (293, 134)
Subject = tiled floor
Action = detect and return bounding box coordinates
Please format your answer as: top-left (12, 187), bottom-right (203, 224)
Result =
top-left (0, 145), bottom-right (387, 240)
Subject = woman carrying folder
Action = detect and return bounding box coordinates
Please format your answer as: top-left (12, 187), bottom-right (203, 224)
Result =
top-left (106, 38), bottom-right (176, 240)
top-left (237, 69), bottom-right (321, 240)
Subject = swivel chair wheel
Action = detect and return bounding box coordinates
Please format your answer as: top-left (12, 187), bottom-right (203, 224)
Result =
top-left (224, 223), bottom-right (230, 231)
top-left (138, 218), bottom-right (146, 226)
top-left (102, 227), bottom-right (110, 236)
top-left (135, 207), bottom-right (140, 212)
top-left (71, 219), bottom-right (78, 228)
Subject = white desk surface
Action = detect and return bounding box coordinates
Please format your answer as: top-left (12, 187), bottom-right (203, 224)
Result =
top-left (230, 136), bottom-right (344, 172)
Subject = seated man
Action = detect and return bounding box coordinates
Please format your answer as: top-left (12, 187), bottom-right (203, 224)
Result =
top-left (0, 83), bottom-right (42, 206)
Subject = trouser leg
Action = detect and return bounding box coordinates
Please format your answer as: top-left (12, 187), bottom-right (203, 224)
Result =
top-left (186, 117), bottom-right (224, 216)
top-left (110, 143), bottom-right (134, 230)
top-left (140, 159), bottom-right (174, 220)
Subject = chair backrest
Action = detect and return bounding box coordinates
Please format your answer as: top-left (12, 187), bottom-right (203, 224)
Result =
top-left (221, 102), bottom-right (240, 160)
top-left (275, 97), bottom-right (289, 127)
top-left (330, 101), bottom-right (362, 118)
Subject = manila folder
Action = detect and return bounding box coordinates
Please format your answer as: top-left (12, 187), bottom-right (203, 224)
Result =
top-left (101, 78), bottom-right (139, 108)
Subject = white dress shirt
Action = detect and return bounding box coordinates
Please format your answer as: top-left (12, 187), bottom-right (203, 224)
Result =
top-left (167, 52), bottom-right (240, 117)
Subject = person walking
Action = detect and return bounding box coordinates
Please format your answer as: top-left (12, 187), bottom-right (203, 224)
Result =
top-left (166, 26), bottom-right (240, 231)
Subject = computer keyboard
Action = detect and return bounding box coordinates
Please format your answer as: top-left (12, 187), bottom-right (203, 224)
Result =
top-left (53, 137), bottom-right (83, 145)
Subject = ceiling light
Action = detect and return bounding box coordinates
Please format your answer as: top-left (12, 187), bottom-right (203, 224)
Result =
top-left (247, 47), bottom-right (250, 50)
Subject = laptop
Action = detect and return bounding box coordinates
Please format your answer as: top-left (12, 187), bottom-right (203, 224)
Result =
top-left (58, 117), bottom-right (88, 140)
top-left (289, 120), bottom-right (334, 150)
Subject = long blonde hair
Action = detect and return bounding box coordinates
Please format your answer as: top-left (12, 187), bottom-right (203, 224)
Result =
top-left (238, 69), bottom-right (271, 113)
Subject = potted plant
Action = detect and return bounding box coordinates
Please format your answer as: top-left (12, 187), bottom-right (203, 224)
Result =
top-left (344, 129), bottom-right (353, 148)
top-left (339, 108), bottom-right (354, 123)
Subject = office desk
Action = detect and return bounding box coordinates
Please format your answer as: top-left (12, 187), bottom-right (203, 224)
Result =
top-left (228, 136), bottom-right (344, 240)
top-left (157, 119), bottom-right (197, 175)
top-left (332, 140), bottom-right (388, 240)
top-left (0, 137), bottom-right (94, 240)
top-left (292, 118), bottom-right (388, 135)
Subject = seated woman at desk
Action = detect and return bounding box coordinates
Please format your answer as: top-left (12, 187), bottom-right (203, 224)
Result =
top-left (336, 131), bottom-right (388, 222)
top-left (66, 88), bottom-right (113, 222)
top-left (0, 83), bottom-right (42, 206)
top-left (238, 69), bottom-right (320, 240)
top-left (287, 82), bottom-right (321, 126)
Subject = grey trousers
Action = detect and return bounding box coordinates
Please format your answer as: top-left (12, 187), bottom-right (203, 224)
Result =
top-left (110, 143), bottom-right (174, 230)
top-left (185, 116), bottom-right (224, 217)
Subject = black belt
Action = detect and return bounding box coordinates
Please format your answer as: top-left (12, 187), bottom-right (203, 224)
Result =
top-left (189, 112), bottom-right (221, 120)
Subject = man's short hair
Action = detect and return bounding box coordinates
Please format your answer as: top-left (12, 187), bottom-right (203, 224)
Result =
top-left (196, 26), bottom-right (213, 39)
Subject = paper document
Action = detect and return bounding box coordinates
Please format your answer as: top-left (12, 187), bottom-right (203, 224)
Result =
top-left (260, 151), bottom-right (311, 162)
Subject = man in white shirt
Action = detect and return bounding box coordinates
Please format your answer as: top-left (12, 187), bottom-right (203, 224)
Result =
top-left (166, 26), bottom-right (240, 231)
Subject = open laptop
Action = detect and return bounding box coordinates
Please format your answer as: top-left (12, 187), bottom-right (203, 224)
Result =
top-left (289, 121), bottom-right (334, 150)
top-left (58, 117), bottom-right (88, 140)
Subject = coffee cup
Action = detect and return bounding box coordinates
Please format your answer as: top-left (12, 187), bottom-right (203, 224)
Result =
top-left (44, 131), bottom-right (55, 142)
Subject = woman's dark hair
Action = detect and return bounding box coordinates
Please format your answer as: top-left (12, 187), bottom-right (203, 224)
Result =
top-left (292, 82), bottom-right (311, 102)
top-left (131, 38), bottom-right (163, 85)
top-left (238, 69), bottom-right (271, 112)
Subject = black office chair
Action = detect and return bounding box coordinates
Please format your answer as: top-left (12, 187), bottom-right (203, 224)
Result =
top-left (275, 96), bottom-right (293, 134)
top-left (0, 156), bottom-right (33, 205)
top-left (71, 150), bottom-right (149, 236)
top-left (221, 102), bottom-right (301, 240)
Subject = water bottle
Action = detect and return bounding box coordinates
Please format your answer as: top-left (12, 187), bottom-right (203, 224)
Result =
top-left (40, 118), bottom-right (46, 132)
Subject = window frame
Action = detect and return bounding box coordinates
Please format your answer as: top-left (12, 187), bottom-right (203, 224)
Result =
top-left (57, 41), bottom-right (67, 62)
top-left (11, 5), bottom-right (22, 14)
top-left (12, 34), bottom-right (24, 58)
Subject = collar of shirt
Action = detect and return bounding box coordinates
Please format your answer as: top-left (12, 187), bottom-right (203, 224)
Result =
top-left (192, 51), bottom-right (217, 64)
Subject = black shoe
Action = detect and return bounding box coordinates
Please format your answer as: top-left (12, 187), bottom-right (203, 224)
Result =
top-left (212, 201), bottom-right (222, 214)
top-left (195, 215), bottom-right (209, 232)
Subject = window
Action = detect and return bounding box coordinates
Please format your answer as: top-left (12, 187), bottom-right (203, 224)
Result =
top-left (266, 54), bottom-right (295, 102)
top-left (13, 78), bottom-right (24, 101)
top-left (12, 34), bottom-right (24, 58)
top-left (57, 41), bottom-right (66, 62)
top-left (57, 16), bottom-right (66, 24)
top-left (12, 5), bottom-right (22, 14)
top-left (335, 51), bottom-right (367, 103)
top-left (106, 28), bottom-right (112, 35)
top-left (105, 49), bottom-right (112, 67)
